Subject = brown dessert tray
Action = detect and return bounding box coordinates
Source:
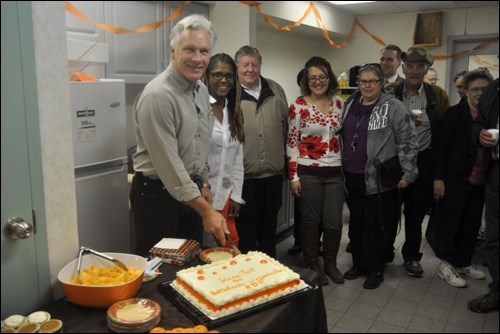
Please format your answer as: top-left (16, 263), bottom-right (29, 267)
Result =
top-left (157, 278), bottom-right (317, 327)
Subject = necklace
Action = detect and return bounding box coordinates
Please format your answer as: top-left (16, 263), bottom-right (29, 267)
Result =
top-left (350, 98), bottom-right (379, 152)
top-left (350, 110), bottom-right (368, 152)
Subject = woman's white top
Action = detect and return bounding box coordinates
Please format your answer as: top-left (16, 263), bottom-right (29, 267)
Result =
top-left (207, 97), bottom-right (245, 210)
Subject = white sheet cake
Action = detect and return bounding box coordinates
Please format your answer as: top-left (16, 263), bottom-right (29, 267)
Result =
top-left (171, 251), bottom-right (306, 318)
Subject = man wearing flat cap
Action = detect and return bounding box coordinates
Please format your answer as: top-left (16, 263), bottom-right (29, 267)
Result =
top-left (386, 47), bottom-right (450, 278)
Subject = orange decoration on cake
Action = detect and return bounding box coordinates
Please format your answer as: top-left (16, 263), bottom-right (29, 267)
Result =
top-left (171, 251), bottom-right (306, 318)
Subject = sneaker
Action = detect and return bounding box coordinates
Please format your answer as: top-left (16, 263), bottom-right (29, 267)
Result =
top-left (404, 261), bottom-right (423, 277)
top-left (457, 265), bottom-right (486, 280)
top-left (437, 262), bottom-right (467, 287)
top-left (287, 243), bottom-right (302, 255)
top-left (363, 272), bottom-right (383, 289)
top-left (468, 294), bottom-right (499, 313)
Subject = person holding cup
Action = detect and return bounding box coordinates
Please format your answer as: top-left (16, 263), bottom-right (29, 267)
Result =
top-left (385, 47), bottom-right (450, 278)
top-left (468, 77), bottom-right (499, 313)
top-left (433, 69), bottom-right (493, 288)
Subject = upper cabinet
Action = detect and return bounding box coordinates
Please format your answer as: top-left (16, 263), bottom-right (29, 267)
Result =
top-left (66, 1), bottom-right (208, 84)
top-left (66, 1), bottom-right (107, 78)
top-left (104, 1), bottom-right (165, 84)
top-left (66, 1), bottom-right (105, 43)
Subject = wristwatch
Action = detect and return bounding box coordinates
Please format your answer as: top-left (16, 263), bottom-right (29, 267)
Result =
top-left (201, 183), bottom-right (211, 189)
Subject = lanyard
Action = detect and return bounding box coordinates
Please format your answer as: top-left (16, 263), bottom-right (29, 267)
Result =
top-left (350, 111), bottom-right (368, 152)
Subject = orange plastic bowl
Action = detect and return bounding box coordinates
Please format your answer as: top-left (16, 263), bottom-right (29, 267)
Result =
top-left (57, 252), bottom-right (146, 308)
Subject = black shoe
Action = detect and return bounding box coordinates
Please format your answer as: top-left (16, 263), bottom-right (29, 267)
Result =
top-left (404, 261), bottom-right (423, 277)
top-left (287, 244), bottom-right (302, 255)
top-left (344, 266), bottom-right (363, 280)
top-left (385, 252), bottom-right (395, 266)
top-left (363, 272), bottom-right (383, 289)
top-left (468, 294), bottom-right (499, 313)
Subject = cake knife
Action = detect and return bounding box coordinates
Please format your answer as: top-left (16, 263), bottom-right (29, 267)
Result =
top-left (225, 234), bottom-right (242, 255)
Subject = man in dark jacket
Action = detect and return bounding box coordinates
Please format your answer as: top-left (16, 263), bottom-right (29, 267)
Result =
top-left (380, 44), bottom-right (405, 84)
top-left (385, 47), bottom-right (449, 278)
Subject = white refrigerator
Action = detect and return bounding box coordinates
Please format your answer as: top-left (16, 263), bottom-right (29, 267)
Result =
top-left (69, 79), bottom-right (131, 253)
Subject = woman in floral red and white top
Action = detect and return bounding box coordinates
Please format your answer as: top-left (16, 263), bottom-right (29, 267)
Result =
top-left (287, 56), bottom-right (345, 285)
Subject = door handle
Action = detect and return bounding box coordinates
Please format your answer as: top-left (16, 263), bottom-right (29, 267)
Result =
top-left (4, 217), bottom-right (33, 239)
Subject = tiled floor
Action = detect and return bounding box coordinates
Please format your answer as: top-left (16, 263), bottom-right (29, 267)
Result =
top-left (275, 206), bottom-right (499, 333)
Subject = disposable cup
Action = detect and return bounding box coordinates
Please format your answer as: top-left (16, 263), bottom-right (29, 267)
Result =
top-left (411, 109), bottom-right (423, 119)
top-left (486, 129), bottom-right (499, 144)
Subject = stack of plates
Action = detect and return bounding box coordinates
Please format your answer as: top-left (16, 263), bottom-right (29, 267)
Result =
top-left (107, 298), bottom-right (161, 333)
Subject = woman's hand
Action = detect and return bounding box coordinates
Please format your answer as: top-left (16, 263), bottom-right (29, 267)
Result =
top-left (397, 179), bottom-right (411, 189)
top-left (228, 200), bottom-right (241, 218)
top-left (290, 180), bottom-right (301, 197)
top-left (434, 180), bottom-right (445, 199)
top-left (479, 129), bottom-right (497, 147)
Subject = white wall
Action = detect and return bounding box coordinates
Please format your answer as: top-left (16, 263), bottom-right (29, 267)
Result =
top-left (210, 1), bottom-right (256, 57)
top-left (256, 5), bottom-right (499, 104)
top-left (31, 2), bottom-right (79, 299)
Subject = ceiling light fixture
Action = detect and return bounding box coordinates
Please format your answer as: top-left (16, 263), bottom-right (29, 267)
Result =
top-left (328, 1), bottom-right (376, 5)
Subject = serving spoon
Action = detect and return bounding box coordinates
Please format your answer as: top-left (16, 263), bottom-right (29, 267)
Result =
top-left (77, 246), bottom-right (128, 280)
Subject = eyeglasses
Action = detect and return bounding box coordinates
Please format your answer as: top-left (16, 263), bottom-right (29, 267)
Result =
top-left (308, 75), bottom-right (329, 83)
top-left (210, 72), bottom-right (235, 81)
top-left (467, 87), bottom-right (487, 94)
top-left (359, 79), bottom-right (381, 86)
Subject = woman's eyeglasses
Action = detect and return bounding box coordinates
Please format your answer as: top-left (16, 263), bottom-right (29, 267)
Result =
top-left (359, 79), bottom-right (381, 86)
top-left (308, 75), bottom-right (329, 83)
top-left (210, 72), bottom-right (235, 81)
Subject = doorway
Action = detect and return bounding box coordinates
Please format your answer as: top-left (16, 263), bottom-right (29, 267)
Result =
top-left (447, 34), bottom-right (499, 105)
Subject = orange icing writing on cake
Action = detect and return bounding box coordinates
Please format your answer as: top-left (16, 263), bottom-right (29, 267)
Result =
top-left (175, 278), bottom-right (300, 312)
top-left (216, 268), bottom-right (253, 284)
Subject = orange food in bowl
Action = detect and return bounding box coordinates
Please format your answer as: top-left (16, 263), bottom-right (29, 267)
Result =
top-left (70, 264), bottom-right (142, 286)
top-left (58, 253), bottom-right (146, 308)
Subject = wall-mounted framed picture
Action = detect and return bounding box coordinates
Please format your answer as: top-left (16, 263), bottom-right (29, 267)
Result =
top-left (413, 12), bottom-right (443, 47)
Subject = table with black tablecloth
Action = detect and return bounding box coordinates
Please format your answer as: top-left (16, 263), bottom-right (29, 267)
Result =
top-left (42, 259), bottom-right (328, 333)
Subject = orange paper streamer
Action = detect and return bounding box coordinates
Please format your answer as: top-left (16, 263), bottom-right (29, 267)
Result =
top-left (69, 71), bottom-right (97, 82)
top-left (65, 1), bottom-right (191, 34)
top-left (471, 55), bottom-right (499, 68)
top-left (66, 1), bottom-right (498, 63)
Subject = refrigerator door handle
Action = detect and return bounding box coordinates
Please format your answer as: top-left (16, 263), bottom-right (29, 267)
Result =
top-left (75, 163), bottom-right (127, 182)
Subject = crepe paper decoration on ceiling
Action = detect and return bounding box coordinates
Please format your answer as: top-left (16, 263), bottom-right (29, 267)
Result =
top-left (65, 1), bottom-right (498, 62)
top-left (65, 0), bottom-right (191, 34)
